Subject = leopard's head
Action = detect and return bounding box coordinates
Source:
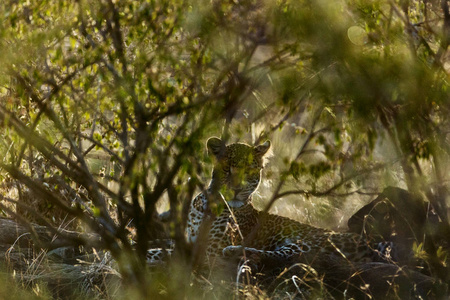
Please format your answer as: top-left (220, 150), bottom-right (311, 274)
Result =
top-left (207, 137), bottom-right (271, 207)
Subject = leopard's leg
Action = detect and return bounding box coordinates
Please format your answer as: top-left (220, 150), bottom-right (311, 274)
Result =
top-left (186, 194), bottom-right (204, 243)
top-left (223, 242), bottom-right (311, 260)
top-left (146, 247), bottom-right (174, 265)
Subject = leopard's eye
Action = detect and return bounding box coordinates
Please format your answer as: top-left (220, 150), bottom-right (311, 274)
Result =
top-left (231, 166), bottom-right (246, 174)
top-left (222, 164), bottom-right (230, 173)
top-left (229, 167), bottom-right (238, 178)
top-left (248, 167), bottom-right (261, 174)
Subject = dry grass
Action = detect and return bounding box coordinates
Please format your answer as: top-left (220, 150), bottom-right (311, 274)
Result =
top-left (2, 242), bottom-right (121, 300)
top-left (0, 238), bottom-right (447, 299)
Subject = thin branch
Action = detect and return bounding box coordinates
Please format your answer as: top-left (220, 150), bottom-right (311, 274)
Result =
top-left (261, 107), bottom-right (326, 214)
top-left (276, 163), bottom-right (386, 200)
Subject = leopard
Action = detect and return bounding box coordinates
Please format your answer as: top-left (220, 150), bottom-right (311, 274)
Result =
top-left (146, 137), bottom-right (270, 263)
top-left (147, 137), bottom-right (394, 266)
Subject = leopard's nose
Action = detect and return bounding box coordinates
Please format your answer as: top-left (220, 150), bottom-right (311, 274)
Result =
top-left (233, 189), bottom-right (242, 199)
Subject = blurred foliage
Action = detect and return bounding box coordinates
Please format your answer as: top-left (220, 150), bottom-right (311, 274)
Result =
top-left (0, 0), bottom-right (449, 297)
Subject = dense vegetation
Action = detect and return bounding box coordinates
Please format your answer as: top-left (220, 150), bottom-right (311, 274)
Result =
top-left (0, 0), bottom-right (449, 298)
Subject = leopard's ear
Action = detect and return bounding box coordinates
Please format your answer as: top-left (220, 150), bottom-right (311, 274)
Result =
top-left (254, 140), bottom-right (271, 158)
top-left (207, 137), bottom-right (224, 157)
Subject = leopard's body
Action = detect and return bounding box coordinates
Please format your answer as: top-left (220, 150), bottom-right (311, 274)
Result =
top-left (217, 204), bottom-right (387, 263)
top-left (147, 137), bottom-right (392, 265)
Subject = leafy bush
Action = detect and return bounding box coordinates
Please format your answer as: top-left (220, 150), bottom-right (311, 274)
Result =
top-left (0, 0), bottom-right (449, 298)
